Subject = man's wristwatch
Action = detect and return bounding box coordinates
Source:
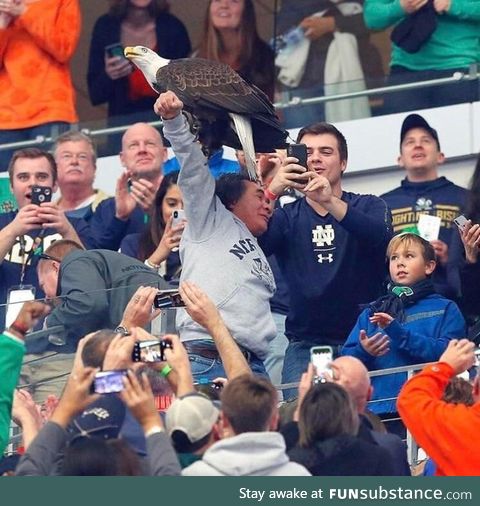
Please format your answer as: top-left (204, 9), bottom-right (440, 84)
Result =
top-left (114, 325), bottom-right (129, 336)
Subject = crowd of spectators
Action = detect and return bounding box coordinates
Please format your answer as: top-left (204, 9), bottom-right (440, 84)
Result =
top-left (1, 0), bottom-right (480, 478)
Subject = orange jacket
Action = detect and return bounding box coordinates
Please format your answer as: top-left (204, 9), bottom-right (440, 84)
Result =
top-left (0, 0), bottom-right (80, 129)
top-left (397, 362), bottom-right (480, 476)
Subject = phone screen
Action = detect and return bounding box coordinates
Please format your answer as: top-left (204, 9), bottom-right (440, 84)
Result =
top-left (92, 370), bottom-right (127, 394)
top-left (105, 43), bottom-right (124, 59)
top-left (135, 340), bottom-right (163, 363)
top-left (153, 291), bottom-right (185, 309)
top-left (310, 346), bottom-right (333, 382)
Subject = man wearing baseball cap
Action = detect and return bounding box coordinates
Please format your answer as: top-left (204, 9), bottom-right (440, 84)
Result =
top-left (165, 392), bottom-right (220, 468)
top-left (381, 113), bottom-right (467, 297)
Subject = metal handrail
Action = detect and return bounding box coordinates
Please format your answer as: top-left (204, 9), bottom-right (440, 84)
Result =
top-left (276, 67), bottom-right (479, 109)
top-left (0, 67), bottom-right (478, 153)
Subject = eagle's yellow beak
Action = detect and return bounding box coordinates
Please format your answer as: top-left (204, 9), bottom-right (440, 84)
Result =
top-left (124, 46), bottom-right (137, 59)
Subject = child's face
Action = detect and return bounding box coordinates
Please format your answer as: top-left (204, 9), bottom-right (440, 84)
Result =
top-left (389, 242), bottom-right (435, 285)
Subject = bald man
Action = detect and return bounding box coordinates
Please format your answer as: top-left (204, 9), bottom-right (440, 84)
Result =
top-left (330, 356), bottom-right (410, 475)
top-left (90, 122), bottom-right (167, 250)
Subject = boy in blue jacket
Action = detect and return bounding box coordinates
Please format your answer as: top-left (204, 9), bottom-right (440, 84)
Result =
top-left (342, 233), bottom-right (466, 427)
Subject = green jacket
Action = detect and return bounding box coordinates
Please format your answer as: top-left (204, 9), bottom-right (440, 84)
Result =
top-left (0, 331), bottom-right (25, 455)
top-left (365, 0), bottom-right (480, 70)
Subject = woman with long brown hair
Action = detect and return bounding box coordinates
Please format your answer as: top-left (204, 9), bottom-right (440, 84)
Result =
top-left (196, 0), bottom-right (275, 100)
top-left (88, 1), bottom-right (191, 152)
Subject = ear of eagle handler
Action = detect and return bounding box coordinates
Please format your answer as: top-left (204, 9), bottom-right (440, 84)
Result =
top-left (124, 45), bottom-right (288, 180)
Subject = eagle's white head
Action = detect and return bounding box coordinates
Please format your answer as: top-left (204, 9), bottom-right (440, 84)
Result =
top-left (124, 46), bottom-right (169, 90)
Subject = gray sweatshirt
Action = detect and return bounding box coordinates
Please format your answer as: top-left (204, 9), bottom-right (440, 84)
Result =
top-left (163, 114), bottom-right (276, 359)
top-left (182, 432), bottom-right (311, 476)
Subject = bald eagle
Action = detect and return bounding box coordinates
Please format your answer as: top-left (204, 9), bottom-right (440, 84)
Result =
top-left (124, 46), bottom-right (288, 180)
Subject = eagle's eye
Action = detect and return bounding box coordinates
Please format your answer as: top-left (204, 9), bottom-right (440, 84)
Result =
top-left (142, 48), bottom-right (147, 53)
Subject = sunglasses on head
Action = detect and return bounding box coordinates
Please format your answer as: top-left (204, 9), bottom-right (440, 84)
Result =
top-left (38, 253), bottom-right (61, 263)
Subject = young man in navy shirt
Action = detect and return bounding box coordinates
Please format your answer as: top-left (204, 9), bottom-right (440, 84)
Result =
top-left (260, 123), bottom-right (392, 398)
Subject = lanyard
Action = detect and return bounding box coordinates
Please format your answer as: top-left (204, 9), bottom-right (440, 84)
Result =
top-left (19, 231), bottom-right (45, 286)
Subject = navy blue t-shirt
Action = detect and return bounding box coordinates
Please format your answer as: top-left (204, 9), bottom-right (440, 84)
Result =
top-left (259, 192), bottom-right (392, 346)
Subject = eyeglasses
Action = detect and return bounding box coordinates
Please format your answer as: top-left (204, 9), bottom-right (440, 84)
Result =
top-left (58, 152), bottom-right (91, 162)
top-left (38, 253), bottom-right (61, 263)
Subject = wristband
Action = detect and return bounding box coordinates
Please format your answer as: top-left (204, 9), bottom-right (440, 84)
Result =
top-left (264, 187), bottom-right (278, 201)
top-left (159, 364), bottom-right (173, 378)
top-left (145, 426), bottom-right (164, 437)
top-left (10, 321), bottom-right (29, 336)
top-left (145, 258), bottom-right (160, 270)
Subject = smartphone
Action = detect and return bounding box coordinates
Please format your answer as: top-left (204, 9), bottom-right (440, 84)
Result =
top-left (31, 185), bottom-right (52, 205)
top-left (131, 339), bottom-right (172, 363)
top-left (171, 209), bottom-right (185, 229)
top-left (287, 143), bottom-right (308, 168)
top-left (454, 214), bottom-right (468, 230)
top-left (474, 348), bottom-right (480, 367)
top-left (105, 42), bottom-right (125, 59)
top-left (91, 370), bottom-right (128, 394)
top-left (153, 289), bottom-right (185, 309)
top-left (310, 346), bottom-right (333, 383)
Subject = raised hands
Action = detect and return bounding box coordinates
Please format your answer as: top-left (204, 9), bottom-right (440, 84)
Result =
top-left (459, 220), bottom-right (480, 264)
top-left (105, 53), bottom-right (133, 81)
top-left (439, 339), bottom-right (475, 374)
top-left (115, 171), bottom-right (157, 220)
top-left (179, 280), bottom-right (222, 333)
top-left (120, 286), bottom-right (161, 331)
top-left (359, 329), bottom-right (390, 357)
top-left (120, 370), bottom-right (163, 434)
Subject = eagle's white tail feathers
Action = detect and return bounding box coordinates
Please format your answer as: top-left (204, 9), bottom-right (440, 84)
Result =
top-left (229, 113), bottom-right (258, 181)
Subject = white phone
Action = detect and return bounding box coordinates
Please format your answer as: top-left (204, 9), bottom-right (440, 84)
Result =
top-left (454, 214), bottom-right (468, 230)
top-left (310, 345), bottom-right (333, 383)
top-left (171, 209), bottom-right (185, 229)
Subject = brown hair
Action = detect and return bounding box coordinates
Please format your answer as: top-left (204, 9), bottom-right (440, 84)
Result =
top-left (298, 383), bottom-right (359, 447)
top-left (39, 239), bottom-right (84, 265)
top-left (442, 377), bottom-right (474, 406)
top-left (8, 148), bottom-right (58, 185)
top-left (81, 329), bottom-right (118, 368)
top-left (196, 0), bottom-right (274, 98)
top-left (221, 374), bottom-right (277, 434)
top-left (297, 123), bottom-right (348, 163)
top-left (54, 131), bottom-right (97, 164)
top-left (387, 233), bottom-right (436, 263)
top-left (109, 0), bottom-right (169, 18)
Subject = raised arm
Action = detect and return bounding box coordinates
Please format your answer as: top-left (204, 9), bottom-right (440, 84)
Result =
top-left (154, 91), bottom-right (219, 241)
top-left (15, 0), bottom-right (81, 64)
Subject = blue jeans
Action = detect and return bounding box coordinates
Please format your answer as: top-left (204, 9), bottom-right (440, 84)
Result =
top-left (185, 339), bottom-right (268, 383)
top-left (0, 122), bottom-right (70, 172)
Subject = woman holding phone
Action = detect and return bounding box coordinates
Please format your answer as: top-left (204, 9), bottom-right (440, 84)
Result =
top-left (87, 0), bottom-right (191, 152)
top-left (120, 171), bottom-right (185, 286)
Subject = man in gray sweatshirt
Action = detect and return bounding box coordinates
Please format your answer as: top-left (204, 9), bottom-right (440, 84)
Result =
top-left (182, 375), bottom-right (310, 476)
top-left (154, 91), bottom-right (276, 380)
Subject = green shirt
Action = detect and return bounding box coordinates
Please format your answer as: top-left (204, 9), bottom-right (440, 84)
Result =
top-left (0, 332), bottom-right (25, 455)
top-left (365, 0), bottom-right (480, 70)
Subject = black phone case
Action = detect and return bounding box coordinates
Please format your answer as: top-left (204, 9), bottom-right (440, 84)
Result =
top-left (287, 144), bottom-right (308, 168)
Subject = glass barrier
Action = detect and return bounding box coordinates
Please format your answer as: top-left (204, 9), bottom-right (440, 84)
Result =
top-left (0, 66), bottom-right (478, 166)
top-left (1, 2), bottom-right (480, 161)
